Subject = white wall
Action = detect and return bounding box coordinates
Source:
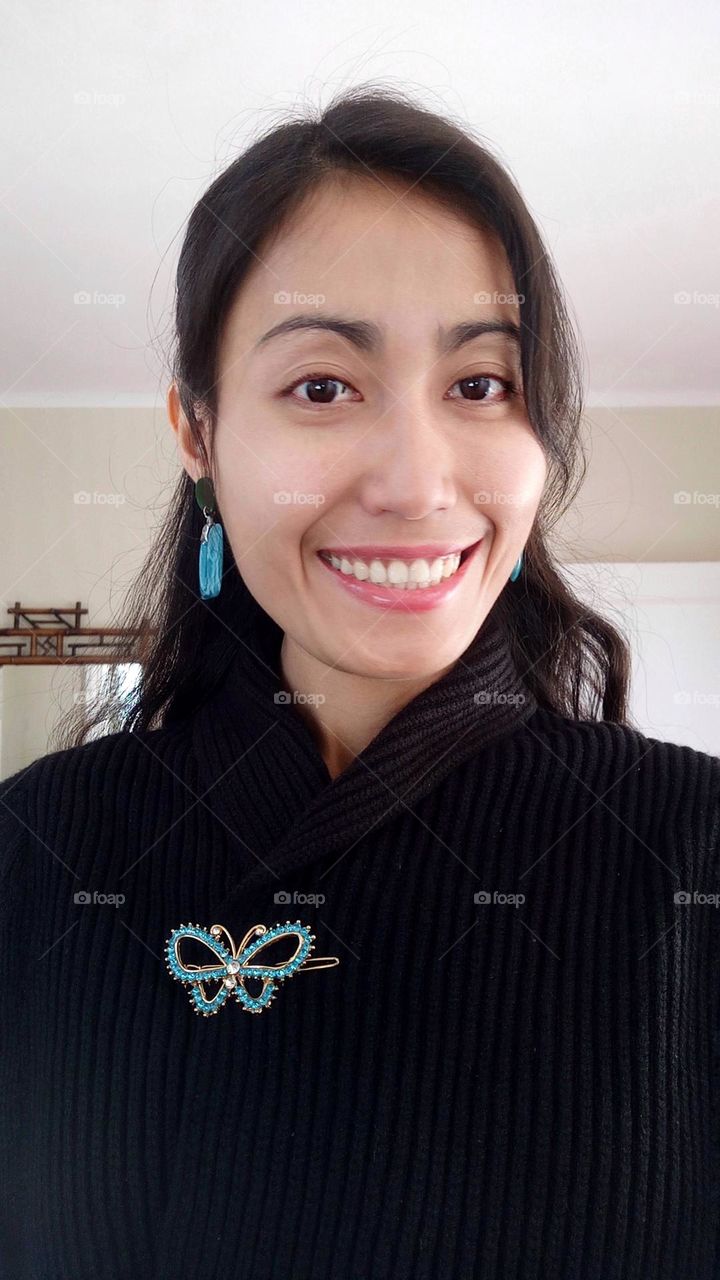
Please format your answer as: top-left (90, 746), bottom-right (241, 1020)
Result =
top-left (0, 661), bottom-right (142, 781)
top-left (567, 561), bottom-right (720, 755)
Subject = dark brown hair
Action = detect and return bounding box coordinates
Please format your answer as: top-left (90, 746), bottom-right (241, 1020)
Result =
top-left (56, 84), bottom-right (631, 750)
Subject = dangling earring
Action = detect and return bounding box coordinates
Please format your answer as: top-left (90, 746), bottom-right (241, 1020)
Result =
top-left (195, 476), bottom-right (224, 599)
top-left (509, 550), bottom-right (523, 582)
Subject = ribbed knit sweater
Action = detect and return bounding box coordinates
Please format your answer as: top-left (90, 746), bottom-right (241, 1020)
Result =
top-left (1, 609), bottom-right (719, 1280)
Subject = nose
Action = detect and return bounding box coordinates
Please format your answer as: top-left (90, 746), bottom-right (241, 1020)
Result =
top-left (359, 402), bottom-right (457, 519)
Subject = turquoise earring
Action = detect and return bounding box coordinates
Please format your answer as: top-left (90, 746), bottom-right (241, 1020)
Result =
top-left (509, 550), bottom-right (523, 582)
top-left (195, 476), bottom-right (223, 599)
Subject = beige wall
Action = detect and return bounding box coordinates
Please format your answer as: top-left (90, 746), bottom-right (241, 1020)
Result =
top-left (556, 406), bottom-right (720, 564)
top-left (0, 404), bottom-right (174, 777)
top-left (0, 406), bottom-right (175, 628)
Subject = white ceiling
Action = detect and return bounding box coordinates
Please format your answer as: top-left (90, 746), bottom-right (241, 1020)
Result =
top-left (2, 0), bottom-right (719, 407)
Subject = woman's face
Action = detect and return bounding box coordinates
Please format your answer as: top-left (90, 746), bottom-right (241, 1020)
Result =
top-left (173, 174), bottom-right (547, 681)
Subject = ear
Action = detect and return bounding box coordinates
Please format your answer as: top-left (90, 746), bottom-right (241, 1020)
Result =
top-left (167, 382), bottom-right (209, 483)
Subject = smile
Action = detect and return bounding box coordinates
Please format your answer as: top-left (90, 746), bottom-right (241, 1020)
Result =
top-left (318, 548), bottom-right (468, 588)
top-left (315, 539), bottom-right (484, 611)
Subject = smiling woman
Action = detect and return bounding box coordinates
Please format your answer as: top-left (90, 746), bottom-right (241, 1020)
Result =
top-left (162, 165), bottom-right (556, 771)
top-left (59, 86), bottom-right (628, 755)
top-left (1, 86), bottom-right (719, 1280)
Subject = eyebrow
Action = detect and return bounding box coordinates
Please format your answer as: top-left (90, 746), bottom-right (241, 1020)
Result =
top-left (254, 314), bottom-right (522, 357)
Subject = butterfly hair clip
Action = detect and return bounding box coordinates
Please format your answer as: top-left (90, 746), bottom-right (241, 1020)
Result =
top-left (165, 919), bottom-right (340, 1016)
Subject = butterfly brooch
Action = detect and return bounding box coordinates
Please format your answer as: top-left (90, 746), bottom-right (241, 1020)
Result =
top-left (165, 919), bottom-right (340, 1016)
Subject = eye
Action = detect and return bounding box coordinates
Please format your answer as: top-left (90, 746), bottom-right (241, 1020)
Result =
top-left (279, 369), bottom-right (518, 408)
top-left (281, 371), bottom-right (361, 406)
top-left (446, 374), bottom-right (518, 403)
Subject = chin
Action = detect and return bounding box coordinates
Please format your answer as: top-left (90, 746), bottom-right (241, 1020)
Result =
top-left (343, 634), bottom-right (469, 682)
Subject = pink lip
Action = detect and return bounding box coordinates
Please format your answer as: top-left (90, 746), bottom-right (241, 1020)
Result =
top-left (316, 539), bottom-right (484, 612)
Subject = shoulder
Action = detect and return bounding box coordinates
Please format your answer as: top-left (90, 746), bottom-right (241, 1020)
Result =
top-left (0, 723), bottom-right (193, 889)
top-left (520, 706), bottom-right (720, 834)
top-left (525, 704), bottom-right (720, 770)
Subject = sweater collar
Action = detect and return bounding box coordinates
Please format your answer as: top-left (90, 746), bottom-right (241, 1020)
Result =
top-left (192, 606), bottom-right (538, 918)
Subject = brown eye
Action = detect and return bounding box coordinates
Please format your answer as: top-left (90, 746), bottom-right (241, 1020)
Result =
top-left (448, 374), bottom-right (516, 403)
top-left (284, 373), bottom-right (359, 405)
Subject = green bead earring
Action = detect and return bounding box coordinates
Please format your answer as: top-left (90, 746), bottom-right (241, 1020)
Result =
top-left (195, 476), bottom-right (224, 599)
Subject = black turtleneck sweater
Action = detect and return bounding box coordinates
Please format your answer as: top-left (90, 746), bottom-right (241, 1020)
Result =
top-left (1, 609), bottom-right (719, 1279)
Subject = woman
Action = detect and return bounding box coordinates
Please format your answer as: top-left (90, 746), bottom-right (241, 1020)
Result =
top-left (1, 87), bottom-right (718, 1279)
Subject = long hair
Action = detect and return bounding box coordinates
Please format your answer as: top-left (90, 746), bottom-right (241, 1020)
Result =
top-left (55, 84), bottom-right (632, 750)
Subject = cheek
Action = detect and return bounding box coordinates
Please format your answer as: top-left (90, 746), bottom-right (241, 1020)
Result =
top-left (216, 466), bottom-right (322, 599)
top-left (216, 474), bottom-right (265, 549)
top-left (220, 423), bottom-right (334, 517)
top-left (470, 432), bottom-right (547, 522)
top-left (511, 440), bottom-right (547, 511)
top-left (213, 421), bottom-right (334, 585)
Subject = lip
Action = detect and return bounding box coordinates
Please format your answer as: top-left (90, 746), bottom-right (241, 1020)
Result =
top-left (315, 538), bottom-right (484, 612)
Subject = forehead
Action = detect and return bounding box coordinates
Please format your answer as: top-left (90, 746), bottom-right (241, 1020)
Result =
top-left (221, 174), bottom-right (520, 351)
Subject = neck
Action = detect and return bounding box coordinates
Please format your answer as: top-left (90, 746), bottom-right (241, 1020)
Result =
top-left (279, 634), bottom-right (457, 780)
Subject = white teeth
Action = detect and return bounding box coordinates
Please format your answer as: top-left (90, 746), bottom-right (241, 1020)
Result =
top-left (321, 550), bottom-right (464, 588)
